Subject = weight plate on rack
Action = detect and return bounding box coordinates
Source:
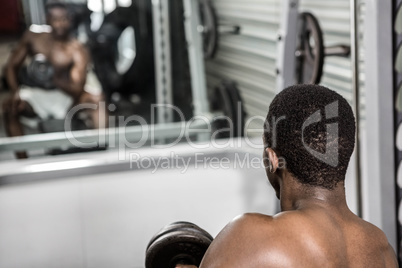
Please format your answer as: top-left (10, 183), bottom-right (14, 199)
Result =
top-left (296, 12), bottom-right (324, 84)
top-left (210, 81), bottom-right (246, 139)
top-left (199, 0), bottom-right (219, 59)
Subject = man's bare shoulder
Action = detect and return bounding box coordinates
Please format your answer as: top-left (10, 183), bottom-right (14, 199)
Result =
top-left (68, 39), bottom-right (89, 60)
top-left (25, 29), bottom-right (51, 41)
top-left (205, 213), bottom-right (276, 243)
top-left (16, 30), bottom-right (37, 45)
top-left (354, 219), bottom-right (398, 267)
top-left (69, 39), bottom-right (86, 50)
top-left (199, 213), bottom-right (286, 268)
top-left (220, 213), bottom-right (276, 235)
top-left (16, 30), bottom-right (53, 52)
top-left (200, 211), bottom-right (398, 268)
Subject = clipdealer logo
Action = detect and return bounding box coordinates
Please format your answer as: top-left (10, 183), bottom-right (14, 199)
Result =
top-left (302, 101), bottom-right (339, 167)
top-left (129, 152), bottom-right (287, 174)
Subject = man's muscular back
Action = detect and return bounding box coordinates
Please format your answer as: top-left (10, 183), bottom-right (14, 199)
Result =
top-left (201, 207), bottom-right (397, 268)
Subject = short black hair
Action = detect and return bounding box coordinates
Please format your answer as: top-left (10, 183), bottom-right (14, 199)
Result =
top-left (45, 1), bottom-right (68, 16)
top-left (263, 84), bottom-right (355, 190)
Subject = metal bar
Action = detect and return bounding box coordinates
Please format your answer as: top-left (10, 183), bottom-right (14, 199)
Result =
top-left (295, 45), bottom-right (351, 58)
top-left (276, 0), bottom-right (300, 92)
top-left (0, 121), bottom-right (209, 152)
top-left (152, 0), bottom-right (174, 125)
top-left (21, 0), bottom-right (32, 26)
top-left (101, 0), bottom-right (105, 15)
top-left (139, 0), bottom-right (148, 36)
top-left (363, 0), bottom-right (397, 250)
top-left (394, 0), bottom-right (402, 261)
top-left (350, 0), bottom-right (362, 218)
top-left (324, 45), bottom-right (351, 57)
top-left (30, 0), bottom-right (40, 25)
top-left (218, 24), bottom-right (241, 35)
top-left (183, 0), bottom-right (210, 117)
top-left (183, 0), bottom-right (211, 141)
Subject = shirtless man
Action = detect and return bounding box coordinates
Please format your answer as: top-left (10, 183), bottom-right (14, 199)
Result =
top-left (2, 2), bottom-right (104, 158)
top-left (194, 85), bottom-right (398, 267)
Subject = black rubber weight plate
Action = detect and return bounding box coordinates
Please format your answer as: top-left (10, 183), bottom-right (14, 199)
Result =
top-left (147, 221), bottom-right (213, 251)
top-left (146, 224), bottom-right (213, 268)
top-left (296, 12), bottom-right (324, 84)
top-left (200, 0), bottom-right (218, 59)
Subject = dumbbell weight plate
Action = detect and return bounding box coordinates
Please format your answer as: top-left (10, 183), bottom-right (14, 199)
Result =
top-left (295, 12), bottom-right (324, 84)
top-left (147, 221), bottom-right (213, 251)
top-left (27, 54), bottom-right (55, 89)
top-left (199, 0), bottom-right (218, 59)
top-left (146, 223), bottom-right (213, 268)
top-left (210, 81), bottom-right (246, 139)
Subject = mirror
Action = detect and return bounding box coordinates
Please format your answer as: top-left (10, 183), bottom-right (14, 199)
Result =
top-left (0, 0), bottom-right (204, 160)
top-left (0, 0), bottom-right (358, 161)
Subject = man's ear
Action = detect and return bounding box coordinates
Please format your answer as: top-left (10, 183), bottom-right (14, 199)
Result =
top-left (266, 148), bottom-right (279, 173)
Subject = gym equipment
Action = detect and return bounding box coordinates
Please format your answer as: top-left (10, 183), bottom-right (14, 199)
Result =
top-left (277, 3), bottom-right (351, 89)
top-left (295, 12), bottom-right (350, 84)
top-left (169, 0), bottom-right (194, 121)
top-left (146, 222), bottom-right (213, 268)
top-left (84, 3), bottom-right (155, 100)
top-left (199, 0), bottom-right (218, 59)
top-left (210, 81), bottom-right (246, 139)
top-left (393, 0), bottom-right (402, 260)
top-left (19, 54), bottom-right (56, 89)
top-left (198, 0), bottom-right (240, 59)
top-left (295, 12), bottom-right (324, 85)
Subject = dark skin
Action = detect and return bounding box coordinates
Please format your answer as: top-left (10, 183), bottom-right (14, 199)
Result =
top-left (198, 147), bottom-right (398, 267)
top-left (2, 7), bottom-right (106, 158)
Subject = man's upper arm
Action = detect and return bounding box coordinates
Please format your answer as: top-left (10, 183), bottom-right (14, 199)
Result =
top-left (199, 214), bottom-right (275, 268)
top-left (70, 43), bottom-right (89, 88)
top-left (6, 31), bottom-right (30, 70)
top-left (5, 31), bottom-right (31, 91)
top-left (384, 243), bottom-right (399, 267)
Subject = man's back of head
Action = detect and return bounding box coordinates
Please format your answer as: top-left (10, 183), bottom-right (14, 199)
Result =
top-left (263, 84), bottom-right (356, 190)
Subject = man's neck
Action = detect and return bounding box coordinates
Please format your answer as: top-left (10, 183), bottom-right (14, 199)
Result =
top-left (279, 175), bottom-right (349, 212)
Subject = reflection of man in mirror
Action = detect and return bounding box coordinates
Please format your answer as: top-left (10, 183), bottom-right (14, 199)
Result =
top-left (2, 2), bottom-right (105, 159)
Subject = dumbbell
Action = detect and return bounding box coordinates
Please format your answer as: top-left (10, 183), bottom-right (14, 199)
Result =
top-left (145, 222), bottom-right (213, 268)
top-left (19, 54), bottom-right (56, 89)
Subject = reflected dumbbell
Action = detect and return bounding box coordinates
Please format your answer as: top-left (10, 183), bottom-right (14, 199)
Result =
top-left (18, 54), bottom-right (56, 89)
top-left (145, 222), bottom-right (213, 268)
